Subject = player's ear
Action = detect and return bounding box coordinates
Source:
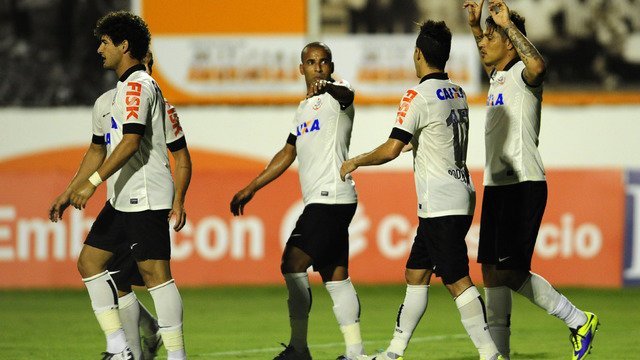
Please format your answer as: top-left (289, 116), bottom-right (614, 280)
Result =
top-left (299, 63), bottom-right (304, 76)
top-left (414, 47), bottom-right (422, 61)
top-left (120, 39), bottom-right (129, 54)
top-left (330, 61), bottom-right (334, 74)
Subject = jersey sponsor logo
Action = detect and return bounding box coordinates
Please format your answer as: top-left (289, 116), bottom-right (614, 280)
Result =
top-left (296, 118), bottom-right (320, 136)
top-left (125, 82), bottom-right (142, 120)
top-left (487, 93), bottom-right (504, 106)
top-left (396, 89), bottom-right (418, 125)
top-left (435, 87), bottom-right (465, 101)
top-left (105, 117), bottom-right (118, 145)
top-left (166, 102), bottom-right (183, 136)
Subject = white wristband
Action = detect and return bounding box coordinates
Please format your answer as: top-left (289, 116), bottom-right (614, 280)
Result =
top-left (88, 172), bottom-right (103, 187)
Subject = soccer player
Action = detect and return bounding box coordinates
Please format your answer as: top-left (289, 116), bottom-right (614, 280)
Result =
top-left (48, 11), bottom-right (191, 360)
top-left (97, 51), bottom-right (176, 360)
top-left (340, 20), bottom-right (502, 360)
top-left (463, 1), bottom-right (599, 359)
top-left (230, 42), bottom-right (365, 360)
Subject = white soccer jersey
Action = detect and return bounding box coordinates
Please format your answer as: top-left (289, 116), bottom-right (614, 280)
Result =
top-left (290, 79), bottom-right (357, 205)
top-left (484, 60), bottom-right (545, 186)
top-left (91, 65), bottom-right (185, 212)
top-left (392, 73), bottom-right (475, 218)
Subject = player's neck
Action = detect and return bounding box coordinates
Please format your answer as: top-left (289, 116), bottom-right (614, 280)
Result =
top-left (115, 56), bottom-right (142, 79)
top-left (495, 54), bottom-right (518, 72)
top-left (417, 63), bottom-right (443, 79)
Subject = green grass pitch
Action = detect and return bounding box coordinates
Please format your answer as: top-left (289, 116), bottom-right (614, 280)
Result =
top-left (1, 284), bottom-right (638, 359)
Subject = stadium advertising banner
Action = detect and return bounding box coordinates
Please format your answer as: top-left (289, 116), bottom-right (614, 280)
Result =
top-left (0, 158), bottom-right (625, 289)
top-left (624, 170), bottom-right (640, 286)
top-left (134, 0), bottom-right (480, 104)
top-left (0, 106), bottom-right (635, 289)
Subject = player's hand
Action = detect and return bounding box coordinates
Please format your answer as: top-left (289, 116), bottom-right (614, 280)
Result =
top-left (169, 201), bottom-right (187, 231)
top-left (340, 160), bottom-right (357, 181)
top-left (463, 0), bottom-right (484, 28)
top-left (307, 79), bottom-right (330, 98)
top-left (49, 190), bottom-right (72, 222)
top-left (488, 0), bottom-right (510, 28)
top-left (230, 188), bottom-right (255, 216)
top-left (70, 181), bottom-right (96, 210)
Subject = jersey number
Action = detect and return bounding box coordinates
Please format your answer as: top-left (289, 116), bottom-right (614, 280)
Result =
top-left (446, 109), bottom-right (471, 184)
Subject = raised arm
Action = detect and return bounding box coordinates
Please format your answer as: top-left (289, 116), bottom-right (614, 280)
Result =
top-left (488, 0), bottom-right (546, 85)
top-left (230, 142), bottom-right (297, 216)
top-left (169, 146), bottom-right (192, 231)
top-left (308, 80), bottom-right (355, 109)
top-left (464, 0), bottom-right (492, 76)
top-left (340, 138), bottom-right (405, 181)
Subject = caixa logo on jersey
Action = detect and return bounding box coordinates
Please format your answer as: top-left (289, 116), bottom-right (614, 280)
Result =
top-left (487, 93), bottom-right (505, 106)
top-left (624, 170), bottom-right (640, 285)
top-left (105, 117), bottom-right (118, 145)
top-left (435, 87), bottom-right (465, 101)
top-left (296, 119), bottom-right (320, 136)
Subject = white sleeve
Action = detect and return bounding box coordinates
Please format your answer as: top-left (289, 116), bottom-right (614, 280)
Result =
top-left (121, 80), bottom-right (152, 126)
top-left (393, 89), bottom-right (422, 136)
top-left (164, 99), bottom-right (185, 144)
top-left (91, 96), bottom-right (105, 137)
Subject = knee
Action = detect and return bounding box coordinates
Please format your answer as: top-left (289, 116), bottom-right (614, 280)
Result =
top-left (77, 253), bottom-right (101, 278)
top-left (405, 268), bottom-right (430, 285)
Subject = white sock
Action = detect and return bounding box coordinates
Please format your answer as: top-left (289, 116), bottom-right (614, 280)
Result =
top-left (119, 292), bottom-right (142, 359)
top-left (484, 286), bottom-right (511, 357)
top-left (387, 284), bottom-right (428, 356)
top-left (83, 271), bottom-right (127, 353)
top-left (517, 273), bottom-right (587, 329)
top-left (325, 278), bottom-right (364, 357)
top-left (285, 273), bottom-right (312, 352)
top-left (455, 286), bottom-right (499, 360)
top-left (149, 279), bottom-right (185, 358)
top-left (138, 300), bottom-right (159, 338)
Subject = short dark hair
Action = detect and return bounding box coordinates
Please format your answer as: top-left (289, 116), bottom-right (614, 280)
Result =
top-left (300, 41), bottom-right (332, 62)
top-left (485, 10), bottom-right (526, 37)
top-left (415, 20), bottom-right (451, 70)
top-left (94, 11), bottom-right (151, 61)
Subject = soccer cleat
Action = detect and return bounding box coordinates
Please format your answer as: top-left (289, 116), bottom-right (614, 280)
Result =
top-left (101, 347), bottom-right (134, 360)
top-left (371, 351), bottom-right (403, 360)
top-left (481, 355), bottom-right (506, 360)
top-left (274, 343), bottom-right (312, 360)
top-left (141, 331), bottom-right (163, 359)
top-left (570, 312), bottom-right (600, 360)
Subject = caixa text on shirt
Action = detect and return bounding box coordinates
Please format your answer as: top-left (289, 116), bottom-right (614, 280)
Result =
top-left (296, 118), bottom-right (320, 136)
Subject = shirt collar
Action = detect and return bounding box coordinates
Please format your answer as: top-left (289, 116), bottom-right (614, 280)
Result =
top-left (119, 64), bottom-right (146, 82)
top-left (419, 72), bottom-right (449, 84)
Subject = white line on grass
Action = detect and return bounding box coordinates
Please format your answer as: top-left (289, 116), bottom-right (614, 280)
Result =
top-left (193, 333), bottom-right (468, 357)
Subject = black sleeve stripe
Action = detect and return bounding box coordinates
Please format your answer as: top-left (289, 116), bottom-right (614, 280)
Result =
top-left (389, 128), bottom-right (412, 144)
top-left (123, 123), bottom-right (145, 135)
top-left (286, 133), bottom-right (297, 146)
top-left (92, 134), bottom-right (105, 144)
top-left (167, 136), bottom-right (187, 152)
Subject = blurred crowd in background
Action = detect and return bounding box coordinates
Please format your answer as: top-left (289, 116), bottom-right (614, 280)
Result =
top-left (1, 0), bottom-right (639, 106)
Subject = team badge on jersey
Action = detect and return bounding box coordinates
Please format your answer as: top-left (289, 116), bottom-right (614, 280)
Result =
top-left (312, 97), bottom-right (322, 110)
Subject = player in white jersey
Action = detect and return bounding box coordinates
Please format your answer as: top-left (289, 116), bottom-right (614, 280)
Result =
top-left (230, 42), bottom-right (365, 360)
top-left (48, 12), bottom-right (191, 360)
top-left (91, 51), bottom-right (175, 360)
top-left (341, 20), bottom-right (502, 360)
top-left (464, 1), bottom-right (599, 359)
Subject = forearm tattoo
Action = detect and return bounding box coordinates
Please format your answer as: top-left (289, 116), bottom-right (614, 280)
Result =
top-left (504, 24), bottom-right (543, 67)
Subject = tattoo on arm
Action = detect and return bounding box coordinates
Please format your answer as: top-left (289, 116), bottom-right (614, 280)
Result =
top-left (504, 24), bottom-right (543, 67)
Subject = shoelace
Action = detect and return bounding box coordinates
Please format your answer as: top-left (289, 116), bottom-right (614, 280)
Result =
top-left (570, 331), bottom-right (584, 351)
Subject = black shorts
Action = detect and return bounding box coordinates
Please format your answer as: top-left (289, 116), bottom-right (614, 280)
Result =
top-left (477, 181), bottom-right (547, 270)
top-left (406, 215), bottom-right (473, 284)
top-left (85, 201), bottom-right (171, 261)
top-left (286, 203), bottom-right (357, 272)
top-left (107, 243), bottom-right (145, 291)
